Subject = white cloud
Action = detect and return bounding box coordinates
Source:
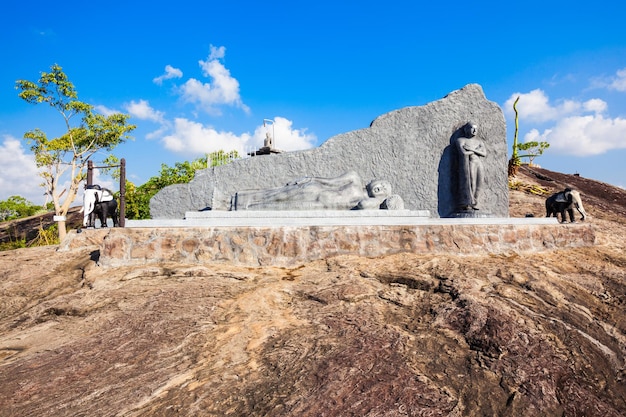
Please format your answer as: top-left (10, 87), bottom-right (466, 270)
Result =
top-left (161, 117), bottom-right (316, 157)
top-left (589, 67), bottom-right (626, 92)
top-left (523, 115), bottom-right (626, 156)
top-left (153, 65), bottom-right (183, 85)
top-left (145, 125), bottom-right (171, 141)
top-left (608, 67), bottom-right (626, 92)
top-left (0, 136), bottom-right (122, 209)
top-left (94, 104), bottom-right (119, 117)
top-left (505, 86), bottom-right (626, 156)
top-left (504, 89), bottom-right (581, 123)
top-left (208, 45), bottom-right (225, 60)
top-left (178, 45), bottom-right (249, 115)
top-left (0, 136), bottom-right (45, 204)
top-left (583, 98), bottom-right (608, 114)
top-left (123, 100), bottom-right (173, 141)
top-left (162, 118), bottom-right (252, 155)
top-left (140, 47), bottom-right (315, 160)
top-left (261, 117), bottom-right (317, 152)
top-left (99, 101), bottom-right (171, 126)
top-left (125, 99), bottom-right (165, 123)
top-left (522, 128), bottom-right (545, 143)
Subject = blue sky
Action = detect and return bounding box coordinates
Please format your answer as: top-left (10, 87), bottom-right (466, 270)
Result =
top-left (1, 0), bottom-right (626, 205)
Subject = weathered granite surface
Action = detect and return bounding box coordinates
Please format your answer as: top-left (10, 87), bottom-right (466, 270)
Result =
top-left (73, 223), bottom-right (596, 268)
top-left (150, 84), bottom-right (508, 219)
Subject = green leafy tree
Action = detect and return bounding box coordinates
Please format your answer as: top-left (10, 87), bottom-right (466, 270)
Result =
top-left (516, 140), bottom-right (550, 166)
top-left (0, 196), bottom-right (46, 222)
top-left (15, 64), bottom-right (135, 241)
top-left (125, 151), bottom-right (240, 219)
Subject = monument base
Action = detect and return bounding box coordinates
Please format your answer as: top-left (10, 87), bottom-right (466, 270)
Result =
top-left (59, 221), bottom-right (596, 268)
top-left (126, 210), bottom-right (432, 227)
top-left (449, 210), bottom-right (496, 219)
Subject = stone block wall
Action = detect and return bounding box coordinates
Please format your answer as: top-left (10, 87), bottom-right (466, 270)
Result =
top-left (60, 224), bottom-right (597, 268)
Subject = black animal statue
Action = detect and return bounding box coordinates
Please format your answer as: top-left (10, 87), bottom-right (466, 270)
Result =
top-left (545, 188), bottom-right (587, 223)
top-left (81, 185), bottom-right (119, 228)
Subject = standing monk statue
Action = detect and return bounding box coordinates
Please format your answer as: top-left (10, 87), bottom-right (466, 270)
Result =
top-left (455, 122), bottom-right (486, 210)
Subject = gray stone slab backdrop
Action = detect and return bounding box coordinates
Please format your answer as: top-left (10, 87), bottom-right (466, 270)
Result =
top-left (150, 84), bottom-right (509, 219)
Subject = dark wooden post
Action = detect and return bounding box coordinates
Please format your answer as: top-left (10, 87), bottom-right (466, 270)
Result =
top-left (119, 158), bottom-right (126, 227)
top-left (87, 160), bottom-right (94, 187)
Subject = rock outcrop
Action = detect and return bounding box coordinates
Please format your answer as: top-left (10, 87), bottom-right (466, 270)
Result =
top-left (1, 168), bottom-right (625, 416)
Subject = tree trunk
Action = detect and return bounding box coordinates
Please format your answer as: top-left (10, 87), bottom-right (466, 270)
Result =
top-left (508, 158), bottom-right (519, 177)
top-left (58, 220), bottom-right (67, 242)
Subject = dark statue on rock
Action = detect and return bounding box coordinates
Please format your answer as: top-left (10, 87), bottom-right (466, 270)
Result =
top-left (447, 121), bottom-right (497, 218)
top-left (545, 188), bottom-right (587, 223)
top-left (455, 122), bottom-right (486, 211)
top-left (210, 171), bottom-right (404, 211)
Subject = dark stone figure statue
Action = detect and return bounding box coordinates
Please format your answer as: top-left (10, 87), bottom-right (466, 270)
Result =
top-left (455, 122), bottom-right (486, 211)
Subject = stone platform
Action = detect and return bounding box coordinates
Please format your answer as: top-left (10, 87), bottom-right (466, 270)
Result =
top-left (126, 210), bottom-right (433, 227)
top-left (59, 214), bottom-right (596, 267)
